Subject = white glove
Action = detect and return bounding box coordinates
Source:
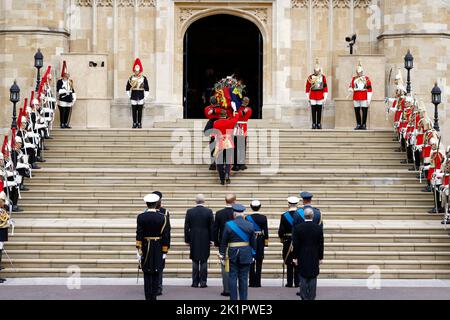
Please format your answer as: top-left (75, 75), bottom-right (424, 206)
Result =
top-left (367, 92), bottom-right (373, 105)
top-left (72, 93), bottom-right (77, 103)
top-left (144, 91), bottom-right (150, 100)
top-left (348, 87), bottom-right (354, 93)
top-left (323, 92), bottom-right (328, 101)
top-left (305, 92), bottom-right (310, 100)
top-left (231, 101), bottom-right (237, 112)
top-left (136, 252), bottom-right (141, 261)
top-left (162, 254), bottom-right (167, 260)
top-left (127, 91), bottom-right (131, 99)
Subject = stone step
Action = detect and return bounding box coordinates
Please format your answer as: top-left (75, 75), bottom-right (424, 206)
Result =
top-left (4, 267), bottom-right (450, 279)
top-left (5, 258), bottom-right (450, 270)
top-left (8, 249), bottom-right (450, 261)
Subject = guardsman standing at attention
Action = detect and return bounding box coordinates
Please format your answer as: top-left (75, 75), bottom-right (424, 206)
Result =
top-left (278, 196), bottom-right (302, 288)
top-left (126, 58), bottom-right (150, 129)
top-left (246, 200), bottom-right (268, 288)
top-left (349, 61), bottom-right (373, 130)
top-left (233, 97), bottom-right (252, 171)
top-left (136, 193), bottom-right (170, 300)
top-left (57, 61), bottom-right (76, 129)
top-left (152, 191), bottom-right (171, 296)
top-left (220, 204), bottom-right (256, 301)
top-left (305, 58), bottom-right (328, 129)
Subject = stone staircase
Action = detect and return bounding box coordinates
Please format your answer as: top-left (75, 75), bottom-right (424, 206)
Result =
top-left (3, 122), bottom-right (450, 279)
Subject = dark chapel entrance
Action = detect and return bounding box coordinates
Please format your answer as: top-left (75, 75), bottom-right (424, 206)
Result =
top-left (183, 14), bottom-right (263, 119)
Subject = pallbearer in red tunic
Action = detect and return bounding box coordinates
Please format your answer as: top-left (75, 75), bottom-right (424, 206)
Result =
top-left (233, 97), bottom-right (252, 171)
top-left (204, 96), bottom-right (223, 171)
top-left (305, 59), bottom-right (328, 129)
top-left (348, 61), bottom-right (372, 130)
top-left (213, 110), bottom-right (239, 185)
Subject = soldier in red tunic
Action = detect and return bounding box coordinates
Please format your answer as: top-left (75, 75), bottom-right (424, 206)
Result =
top-left (348, 61), bottom-right (373, 130)
top-left (213, 111), bottom-right (239, 185)
top-left (204, 96), bottom-right (223, 170)
top-left (233, 97), bottom-right (252, 171)
top-left (305, 59), bottom-right (328, 129)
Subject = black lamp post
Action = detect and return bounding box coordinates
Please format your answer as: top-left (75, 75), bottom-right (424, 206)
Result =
top-left (10, 80), bottom-right (20, 129)
top-left (431, 82), bottom-right (442, 132)
top-left (404, 49), bottom-right (414, 94)
top-left (34, 48), bottom-right (44, 91)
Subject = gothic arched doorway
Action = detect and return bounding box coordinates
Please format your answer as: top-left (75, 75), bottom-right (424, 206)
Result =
top-left (183, 14), bottom-right (263, 119)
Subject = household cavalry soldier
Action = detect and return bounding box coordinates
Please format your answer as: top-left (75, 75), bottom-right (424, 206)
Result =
top-left (427, 138), bottom-right (445, 214)
top-left (136, 193), bottom-right (170, 300)
top-left (219, 204), bottom-right (256, 301)
top-left (37, 66), bottom-right (54, 137)
top-left (245, 200), bottom-right (268, 288)
top-left (387, 68), bottom-right (407, 140)
top-left (0, 191), bottom-right (10, 284)
top-left (278, 196), bottom-right (301, 288)
top-left (57, 61), bottom-right (76, 129)
top-left (421, 122), bottom-right (438, 192)
top-left (204, 96), bottom-right (223, 171)
top-left (305, 58), bottom-right (328, 129)
top-left (152, 191), bottom-right (171, 296)
top-left (233, 97), bottom-right (252, 171)
top-left (349, 61), bottom-right (372, 130)
top-left (28, 94), bottom-right (47, 163)
top-left (438, 147), bottom-right (450, 225)
top-left (126, 58), bottom-right (150, 129)
top-left (2, 137), bottom-right (21, 212)
top-left (399, 96), bottom-right (415, 164)
top-left (17, 108), bottom-right (40, 170)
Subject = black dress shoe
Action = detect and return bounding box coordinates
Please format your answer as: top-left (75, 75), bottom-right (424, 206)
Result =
top-left (0, 278), bottom-right (6, 284)
top-left (200, 284), bottom-right (208, 288)
top-left (220, 292), bottom-right (230, 297)
top-left (317, 123), bottom-right (322, 129)
top-left (220, 180), bottom-right (225, 185)
top-left (132, 123), bottom-right (137, 129)
top-left (65, 124), bottom-right (72, 129)
top-left (60, 124), bottom-right (65, 129)
top-left (209, 164), bottom-right (216, 171)
top-left (285, 284), bottom-right (293, 288)
top-left (312, 123), bottom-right (317, 130)
top-left (240, 164), bottom-right (248, 171)
top-left (361, 124), bottom-right (367, 130)
top-left (138, 123), bottom-right (142, 129)
top-left (296, 292), bottom-right (301, 296)
top-left (191, 284), bottom-right (199, 288)
top-left (354, 125), bottom-right (361, 130)
top-left (232, 166), bottom-right (239, 172)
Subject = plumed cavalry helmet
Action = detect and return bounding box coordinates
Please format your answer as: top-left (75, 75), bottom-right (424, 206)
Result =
top-left (356, 60), bottom-right (363, 74)
top-left (132, 58), bottom-right (143, 74)
top-left (313, 58), bottom-right (322, 73)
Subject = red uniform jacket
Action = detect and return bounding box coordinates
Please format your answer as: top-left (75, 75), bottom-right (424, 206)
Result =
top-left (213, 114), bottom-right (240, 153)
top-left (350, 76), bottom-right (372, 101)
top-left (428, 151), bottom-right (444, 181)
top-left (235, 107), bottom-right (253, 137)
top-left (204, 105), bottom-right (222, 119)
top-left (305, 74), bottom-right (328, 101)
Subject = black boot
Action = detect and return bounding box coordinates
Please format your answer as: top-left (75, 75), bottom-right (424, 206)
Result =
top-left (354, 107), bottom-right (362, 130)
top-left (361, 107), bottom-right (368, 130)
top-left (132, 105), bottom-right (138, 128)
top-left (137, 105), bottom-right (143, 129)
top-left (316, 105), bottom-right (322, 129)
top-left (311, 106), bottom-right (317, 129)
top-left (209, 163), bottom-right (216, 171)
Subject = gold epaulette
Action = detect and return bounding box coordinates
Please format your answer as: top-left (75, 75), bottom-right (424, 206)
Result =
top-left (136, 240), bottom-right (142, 248)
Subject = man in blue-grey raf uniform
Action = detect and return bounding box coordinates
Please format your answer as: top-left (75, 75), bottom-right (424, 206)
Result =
top-left (219, 204), bottom-right (256, 300)
top-left (136, 193), bottom-right (170, 300)
top-left (297, 191), bottom-right (323, 228)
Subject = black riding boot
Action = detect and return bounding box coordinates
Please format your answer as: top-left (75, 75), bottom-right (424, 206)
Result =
top-left (316, 104), bottom-right (322, 129)
top-left (361, 107), bottom-right (368, 130)
top-left (311, 106), bottom-right (317, 129)
top-left (354, 107), bottom-right (362, 130)
top-left (132, 105), bottom-right (138, 128)
top-left (137, 105), bottom-right (143, 128)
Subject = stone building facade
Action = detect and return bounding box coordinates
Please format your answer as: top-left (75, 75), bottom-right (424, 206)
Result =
top-left (0, 0), bottom-right (448, 137)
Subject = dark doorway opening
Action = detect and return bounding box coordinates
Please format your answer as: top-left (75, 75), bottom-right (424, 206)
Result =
top-left (183, 14), bottom-right (263, 119)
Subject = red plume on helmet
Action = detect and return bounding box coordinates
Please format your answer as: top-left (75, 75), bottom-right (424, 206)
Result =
top-left (1, 136), bottom-right (8, 157)
top-left (132, 58), bottom-right (143, 74)
top-left (17, 108), bottom-right (23, 128)
top-left (61, 60), bottom-right (68, 77)
top-left (38, 65), bottom-right (52, 101)
top-left (23, 98), bottom-right (28, 118)
top-left (10, 128), bottom-right (16, 150)
top-left (30, 91), bottom-right (35, 107)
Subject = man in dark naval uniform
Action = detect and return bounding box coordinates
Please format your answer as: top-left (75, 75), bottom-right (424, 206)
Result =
top-left (297, 191), bottom-right (323, 228)
top-left (246, 200), bottom-right (268, 287)
top-left (136, 193), bottom-right (170, 300)
top-left (213, 193), bottom-right (236, 296)
top-left (126, 58), bottom-right (150, 129)
top-left (153, 191), bottom-right (171, 296)
top-left (278, 196), bottom-right (301, 288)
top-left (220, 204), bottom-right (256, 301)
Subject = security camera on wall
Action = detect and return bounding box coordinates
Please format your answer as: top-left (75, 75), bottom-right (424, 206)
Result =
top-left (345, 34), bottom-right (357, 55)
